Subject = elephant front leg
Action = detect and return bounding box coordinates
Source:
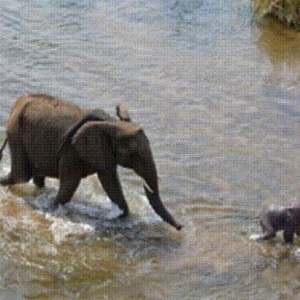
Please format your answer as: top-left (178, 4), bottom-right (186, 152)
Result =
top-left (97, 170), bottom-right (129, 218)
top-left (0, 137), bottom-right (32, 185)
top-left (0, 173), bottom-right (16, 185)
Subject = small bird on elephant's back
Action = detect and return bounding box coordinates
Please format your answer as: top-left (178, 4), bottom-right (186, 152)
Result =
top-left (0, 94), bottom-right (182, 230)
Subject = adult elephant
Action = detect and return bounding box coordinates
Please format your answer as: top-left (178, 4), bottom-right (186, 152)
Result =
top-left (0, 94), bottom-right (182, 230)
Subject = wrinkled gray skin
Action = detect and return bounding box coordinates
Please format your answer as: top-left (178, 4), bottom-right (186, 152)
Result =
top-left (0, 94), bottom-right (182, 230)
top-left (257, 203), bottom-right (300, 244)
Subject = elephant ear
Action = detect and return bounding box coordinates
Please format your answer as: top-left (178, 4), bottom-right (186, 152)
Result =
top-left (72, 121), bottom-right (117, 171)
top-left (57, 110), bottom-right (114, 159)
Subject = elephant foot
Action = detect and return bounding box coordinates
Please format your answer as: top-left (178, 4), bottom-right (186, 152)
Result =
top-left (118, 209), bottom-right (128, 219)
top-left (0, 175), bottom-right (16, 186)
top-left (117, 203), bottom-right (129, 219)
top-left (33, 176), bottom-right (45, 188)
top-left (47, 202), bottom-right (70, 215)
top-left (106, 203), bottom-right (128, 220)
top-left (47, 201), bottom-right (60, 212)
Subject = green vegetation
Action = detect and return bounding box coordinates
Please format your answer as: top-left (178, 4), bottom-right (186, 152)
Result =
top-left (253, 0), bottom-right (300, 30)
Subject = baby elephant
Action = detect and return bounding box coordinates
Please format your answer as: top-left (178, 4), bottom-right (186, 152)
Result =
top-left (256, 203), bottom-right (300, 244)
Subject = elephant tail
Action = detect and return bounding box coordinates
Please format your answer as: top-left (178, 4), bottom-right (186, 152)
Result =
top-left (0, 138), bottom-right (8, 161)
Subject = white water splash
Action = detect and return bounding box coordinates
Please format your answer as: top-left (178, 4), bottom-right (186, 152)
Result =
top-left (107, 203), bottom-right (125, 220)
top-left (48, 215), bottom-right (94, 245)
top-left (249, 234), bottom-right (261, 241)
top-left (295, 248), bottom-right (300, 260)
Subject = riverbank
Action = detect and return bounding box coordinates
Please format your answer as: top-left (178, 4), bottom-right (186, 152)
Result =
top-left (253, 0), bottom-right (300, 30)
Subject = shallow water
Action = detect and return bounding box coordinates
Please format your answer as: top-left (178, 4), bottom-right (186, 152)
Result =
top-left (1, 0), bottom-right (300, 299)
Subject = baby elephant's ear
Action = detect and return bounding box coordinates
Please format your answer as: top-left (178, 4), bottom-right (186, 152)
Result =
top-left (116, 103), bottom-right (131, 122)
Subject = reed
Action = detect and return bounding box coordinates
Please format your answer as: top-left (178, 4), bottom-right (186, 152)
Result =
top-left (253, 0), bottom-right (300, 30)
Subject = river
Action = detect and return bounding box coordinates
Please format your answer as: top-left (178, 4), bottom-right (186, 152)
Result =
top-left (1, 0), bottom-right (300, 299)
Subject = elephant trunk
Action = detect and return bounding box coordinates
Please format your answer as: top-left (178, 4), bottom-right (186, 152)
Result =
top-left (134, 152), bottom-right (182, 230)
top-left (144, 186), bottom-right (182, 230)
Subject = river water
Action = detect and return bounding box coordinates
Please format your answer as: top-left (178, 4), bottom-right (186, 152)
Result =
top-left (1, 0), bottom-right (300, 299)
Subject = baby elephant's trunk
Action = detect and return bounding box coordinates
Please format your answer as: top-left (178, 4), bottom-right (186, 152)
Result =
top-left (0, 138), bottom-right (8, 161)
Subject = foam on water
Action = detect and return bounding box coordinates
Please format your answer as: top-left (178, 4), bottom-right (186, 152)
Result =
top-left (41, 188), bottom-right (166, 244)
top-left (0, 162), bottom-right (182, 274)
top-left (47, 214), bottom-right (94, 245)
top-left (294, 248), bottom-right (300, 260)
top-left (0, 172), bottom-right (167, 246)
top-left (107, 203), bottom-right (126, 220)
top-left (249, 233), bottom-right (262, 241)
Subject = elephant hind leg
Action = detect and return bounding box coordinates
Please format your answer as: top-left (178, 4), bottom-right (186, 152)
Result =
top-left (0, 174), bottom-right (18, 185)
top-left (0, 170), bottom-right (32, 186)
top-left (0, 138), bottom-right (32, 185)
top-left (258, 219), bottom-right (276, 240)
top-left (33, 176), bottom-right (45, 188)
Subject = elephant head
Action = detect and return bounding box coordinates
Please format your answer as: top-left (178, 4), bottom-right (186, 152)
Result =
top-left (61, 116), bottom-right (182, 230)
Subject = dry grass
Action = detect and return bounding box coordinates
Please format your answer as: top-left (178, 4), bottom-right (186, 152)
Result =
top-left (253, 0), bottom-right (300, 30)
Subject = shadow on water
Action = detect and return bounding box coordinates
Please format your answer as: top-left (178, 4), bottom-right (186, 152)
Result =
top-left (168, 0), bottom-right (204, 25)
top-left (48, 0), bottom-right (94, 10)
top-left (255, 17), bottom-right (300, 100)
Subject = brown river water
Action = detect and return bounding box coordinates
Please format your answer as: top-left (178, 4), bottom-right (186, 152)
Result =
top-left (1, 1), bottom-right (300, 299)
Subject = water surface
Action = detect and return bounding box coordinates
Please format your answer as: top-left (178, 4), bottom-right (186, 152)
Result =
top-left (1, 0), bottom-right (300, 299)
